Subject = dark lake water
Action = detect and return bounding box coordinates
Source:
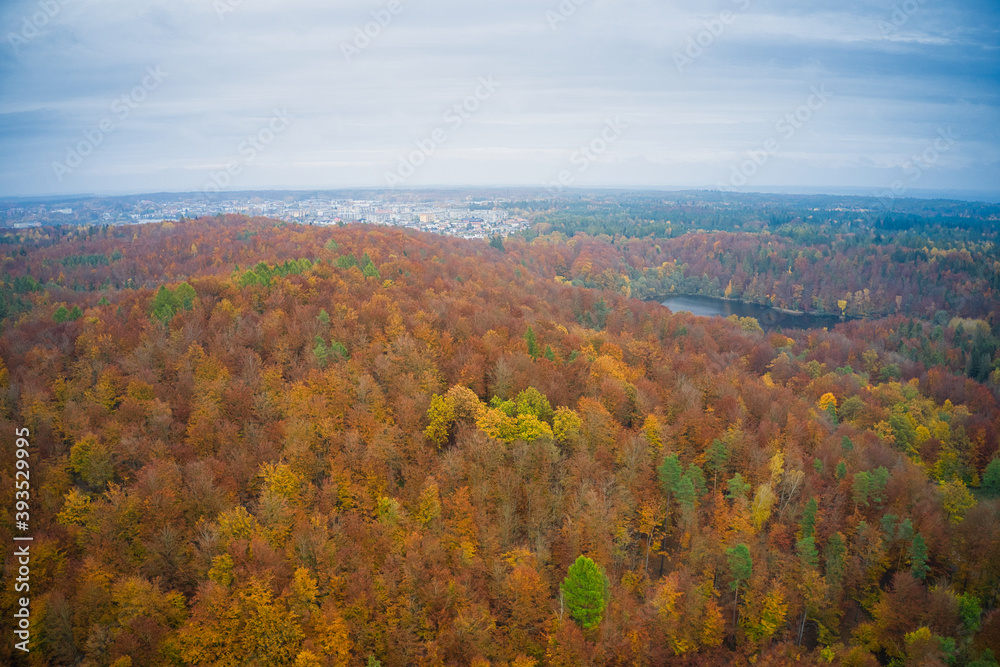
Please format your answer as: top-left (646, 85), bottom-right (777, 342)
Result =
top-left (661, 295), bottom-right (844, 331)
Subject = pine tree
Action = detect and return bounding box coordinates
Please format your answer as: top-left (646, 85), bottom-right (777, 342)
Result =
top-left (800, 497), bottom-right (818, 539)
top-left (726, 544), bottom-right (752, 629)
top-left (909, 533), bottom-right (929, 580)
top-left (676, 474), bottom-right (696, 520)
top-left (707, 438), bottom-right (730, 492)
top-left (313, 336), bottom-right (330, 366)
top-left (853, 471), bottom-right (870, 507)
top-left (726, 473), bottom-right (750, 501)
top-left (823, 532), bottom-right (846, 590)
top-left (983, 458), bottom-right (1000, 495)
top-left (362, 261), bottom-right (380, 279)
top-left (658, 454), bottom-right (682, 502)
top-left (797, 535), bottom-right (818, 570)
top-left (685, 464), bottom-right (707, 497)
top-left (656, 454), bottom-right (683, 575)
top-left (524, 325), bottom-right (540, 359)
top-left (560, 556), bottom-right (608, 630)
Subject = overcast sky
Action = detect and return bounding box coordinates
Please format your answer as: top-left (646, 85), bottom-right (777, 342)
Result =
top-left (1, 0), bottom-right (997, 198)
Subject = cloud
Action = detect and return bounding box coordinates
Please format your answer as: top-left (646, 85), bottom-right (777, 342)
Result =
top-left (0, 0), bottom-right (997, 197)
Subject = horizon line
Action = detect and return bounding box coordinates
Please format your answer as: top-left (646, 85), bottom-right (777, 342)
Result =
top-left (4, 185), bottom-right (1000, 206)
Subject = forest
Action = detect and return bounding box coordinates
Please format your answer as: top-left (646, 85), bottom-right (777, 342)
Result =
top-left (1, 211), bottom-right (999, 666)
top-left (520, 195), bottom-right (1000, 321)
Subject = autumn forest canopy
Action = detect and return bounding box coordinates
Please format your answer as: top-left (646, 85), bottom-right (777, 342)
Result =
top-left (2, 195), bottom-right (1000, 666)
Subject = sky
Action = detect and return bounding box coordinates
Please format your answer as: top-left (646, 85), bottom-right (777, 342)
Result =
top-left (1, 0), bottom-right (998, 199)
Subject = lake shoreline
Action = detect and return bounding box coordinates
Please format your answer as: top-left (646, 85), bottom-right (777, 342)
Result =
top-left (656, 293), bottom-right (850, 330)
top-left (654, 293), bottom-right (845, 318)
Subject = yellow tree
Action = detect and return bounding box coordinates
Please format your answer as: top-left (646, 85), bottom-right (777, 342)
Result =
top-left (651, 573), bottom-right (689, 655)
top-left (444, 486), bottom-right (479, 561)
top-left (504, 549), bottom-right (551, 659)
top-left (259, 462), bottom-right (303, 503)
top-left (178, 580), bottom-right (304, 667)
top-left (819, 392), bottom-right (837, 416)
top-left (750, 484), bottom-right (775, 533)
top-left (415, 479), bottom-right (442, 527)
top-left (940, 479), bottom-right (976, 523)
top-left (742, 585), bottom-right (788, 648)
top-left (476, 406), bottom-right (518, 443)
top-left (313, 603), bottom-right (353, 666)
top-left (637, 500), bottom-right (660, 573)
top-left (553, 407), bottom-right (583, 448)
top-left (642, 415), bottom-right (663, 452)
top-left (424, 394), bottom-right (455, 447)
top-left (515, 414), bottom-right (553, 442)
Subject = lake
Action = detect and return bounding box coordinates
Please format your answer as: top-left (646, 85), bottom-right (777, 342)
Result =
top-left (660, 294), bottom-right (844, 331)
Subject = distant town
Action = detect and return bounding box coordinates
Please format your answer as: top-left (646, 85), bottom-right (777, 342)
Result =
top-left (0, 190), bottom-right (531, 239)
top-left (4, 189), bottom-right (997, 243)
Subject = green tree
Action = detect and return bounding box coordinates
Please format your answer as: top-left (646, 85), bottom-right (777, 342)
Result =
top-left (150, 283), bottom-right (195, 323)
top-left (958, 593), bottom-right (982, 634)
top-left (835, 461), bottom-right (847, 480)
top-left (362, 261), bottom-right (380, 279)
top-left (889, 414), bottom-right (916, 452)
top-left (800, 497), bottom-right (818, 539)
top-left (869, 467), bottom-right (889, 503)
top-left (560, 556), bottom-right (608, 630)
top-left (329, 339), bottom-right (348, 359)
top-left (175, 281), bottom-right (196, 309)
top-left (676, 474), bottom-right (696, 519)
top-left (893, 519), bottom-right (914, 571)
top-left (683, 464), bottom-right (707, 499)
top-left (658, 454), bottom-right (683, 526)
top-left (313, 336), bottom-right (329, 367)
top-left (880, 513), bottom-right (899, 539)
top-left (726, 544), bottom-right (752, 628)
top-left (909, 533), bottom-right (929, 580)
top-left (981, 458), bottom-right (1000, 495)
top-left (515, 387), bottom-right (554, 423)
top-left (797, 535), bottom-right (819, 570)
top-left (707, 438), bottom-right (730, 492)
top-left (967, 650), bottom-right (1000, 667)
top-left (824, 532), bottom-right (847, 590)
top-left (853, 471), bottom-right (871, 508)
top-left (524, 325), bottom-right (540, 359)
top-left (654, 453), bottom-right (683, 577)
top-left (726, 473), bottom-right (750, 501)
top-left (336, 253), bottom-right (359, 269)
top-left (489, 235), bottom-right (505, 252)
top-left (658, 454), bottom-right (682, 500)
top-left (151, 285), bottom-right (178, 322)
